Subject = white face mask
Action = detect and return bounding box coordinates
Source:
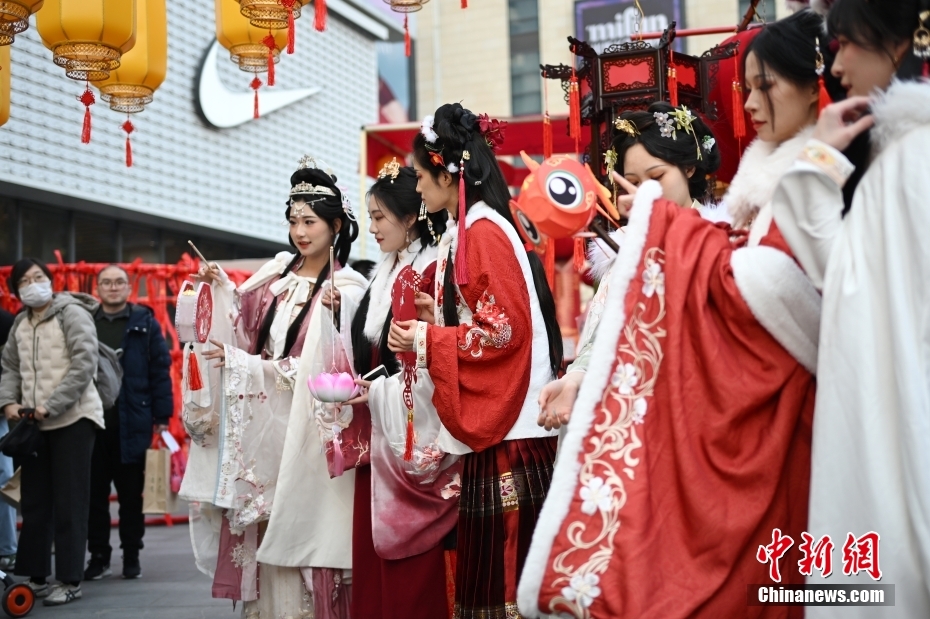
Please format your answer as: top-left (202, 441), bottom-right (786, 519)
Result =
top-left (19, 281), bottom-right (53, 309)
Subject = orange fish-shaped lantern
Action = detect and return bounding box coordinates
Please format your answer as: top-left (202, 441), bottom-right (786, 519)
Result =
top-left (509, 151), bottom-right (618, 248)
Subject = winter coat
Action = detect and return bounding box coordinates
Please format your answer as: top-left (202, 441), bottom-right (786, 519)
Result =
top-left (113, 304), bottom-right (174, 464)
top-left (0, 293), bottom-right (105, 432)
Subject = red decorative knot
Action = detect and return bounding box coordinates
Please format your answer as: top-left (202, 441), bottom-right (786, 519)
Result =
top-left (250, 76), bottom-right (263, 90)
top-left (78, 88), bottom-right (96, 107)
top-left (262, 34), bottom-right (277, 86)
top-left (122, 119), bottom-right (135, 135)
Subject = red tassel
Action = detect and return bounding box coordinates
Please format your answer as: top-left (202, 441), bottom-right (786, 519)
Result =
top-left (283, 0), bottom-right (296, 53)
top-left (668, 50), bottom-right (678, 106)
top-left (461, 0), bottom-right (467, 7)
top-left (924, 60), bottom-right (929, 78)
top-left (542, 113), bottom-right (553, 159)
top-left (454, 164), bottom-right (468, 285)
top-left (78, 86), bottom-right (95, 144)
top-left (543, 238), bottom-right (555, 290)
top-left (187, 347), bottom-right (204, 392)
top-left (731, 80), bottom-right (746, 140)
top-left (568, 68), bottom-right (581, 152)
top-left (404, 15), bottom-right (411, 57)
top-left (818, 76), bottom-right (831, 115)
top-left (573, 237), bottom-right (586, 272)
top-left (403, 410), bottom-right (414, 462)
top-left (314, 0), bottom-right (326, 31)
top-left (251, 76), bottom-right (262, 119)
top-left (263, 35), bottom-right (276, 86)
top-left (122, 118), bottom-right (134, 168)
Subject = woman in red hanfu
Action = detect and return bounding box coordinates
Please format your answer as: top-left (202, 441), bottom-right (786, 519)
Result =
top-left (520, 12), bottom-right (835, 619)
top-left (386, 102), bottom-right (564, 619)
top-left (343, 161), bottom-right (460, 619)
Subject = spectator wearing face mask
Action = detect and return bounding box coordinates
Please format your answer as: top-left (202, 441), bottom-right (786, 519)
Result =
top-left (0, 258), bottom-right (104, 607)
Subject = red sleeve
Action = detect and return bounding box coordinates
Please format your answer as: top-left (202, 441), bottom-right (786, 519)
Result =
top-left (426, 220), bottom-right (532, 452)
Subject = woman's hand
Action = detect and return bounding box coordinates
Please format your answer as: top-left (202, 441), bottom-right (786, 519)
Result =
top-left (196, 262), bottom-right (222, 284)
top-left (343, 378), bottom-right (371, 406)
top-left (321, 286), bottom-right (341, 313)
top-left (537, 373), bottom-right (584, 430)
top-left (387, 320), bottom-right (418, 353)
top-left (33, 406), bottom-right (49, 420)
top-left (415, 292), bottom-right (436, 324)
top-left (203, 339), bottom-right (227, 368)
top-left (813, 96), bottom-right (875, 152)
top-left (3, 404), bottom-right (22, 421)
top-left (611, 172), bottom-right (638, 217)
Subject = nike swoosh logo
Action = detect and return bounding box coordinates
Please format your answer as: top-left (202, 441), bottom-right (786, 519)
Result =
top-left (195, 39), bottom-right (320, 129)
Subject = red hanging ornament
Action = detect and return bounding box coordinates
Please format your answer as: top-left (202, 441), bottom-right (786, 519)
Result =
top-left (251, 76), bottom-right (263, 119)
top-left (817, 75), bottom-right (832, 115)
top-left (568, 67), bottom-right (582, 152)
top-left (542, 238), bottom-right (555, 290)
top-left (263, 34), bottom-right (277, 86)
top-left (403, 409), bottom-right (414, 462)
top-left (461, 0), bottom-right (467, 7)
top-left (187, 346), bottom-right (204, 392)
top-left (78, 85), bottom-right (95, 144)
top-left (122, 118), bottom-right (134, 168)
top-left (731, 80), bottom-right (746, 140)
top-left (404, 15), bottom-right (411, 57)
top-left (542, 113), bottom-right (553, 159)
top-left (314, 0), bottom-right (327, 32)
top-left (573, 236), bottom-right (586, 272)
top-left (280, 0), bottom-right (297, 53)
top-left (454, 159), bottom-right (468, 285)
top-left (668, 49), bottom-right (678, 106)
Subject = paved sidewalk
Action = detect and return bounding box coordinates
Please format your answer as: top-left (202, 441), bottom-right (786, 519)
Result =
top-left (21, 523), bottom-right (237, 619)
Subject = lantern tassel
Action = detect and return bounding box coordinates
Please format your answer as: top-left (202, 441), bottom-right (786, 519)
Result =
top-left (573, 237), bottom-right (586, 272)
top-left (731, 80), bottom-right (746, 140)
top-left (404, 15), bottom-right (411, 57)
top-left (403, 410), bottom-right (414, 462)
top-left (251, 76), bottom-right (262, 119)
top-left (668, 50), bottom-right (678, 106)
top-left (79, 86), bottom-right (95, 144)
top-left (122, 118), bottom-right (135, 168)
top-left (454, 161), bottom-right (468, 285)
top-left (287, 4), bottom-right (296, 53)
top-left (187, 346), bottom-right (204, 392)
top-left (569, 68), bottom-right (581, 152)
top-left (543, 238), bottom-right (555, 290)
top-left (461, 0), bottom-right (467, 7)
top-left (263, 35), bottom-right (276, 86)
top-left (817, 75), bottom-right (831, 115)
top-left (542, 113), bottom-right (553, 159)
top-left (314, 0), bottom-right (327, 32)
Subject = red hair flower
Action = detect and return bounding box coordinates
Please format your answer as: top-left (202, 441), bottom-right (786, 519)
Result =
top-left (478, 113), bottom-right (508, 152)
top-left (429, 151), bottom-right (445, 167)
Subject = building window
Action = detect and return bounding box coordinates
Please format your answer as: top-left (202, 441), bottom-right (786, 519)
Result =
top-left (21, 202), bottom-right (69, 263)
top-left (75, 215), bottom-right (117, 263)
top-left (739, 0), bottom-right (771, 22)
top-left (509, 0), bottom-right (541, 116)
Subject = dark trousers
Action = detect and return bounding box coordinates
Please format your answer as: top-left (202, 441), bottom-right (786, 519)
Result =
top-left (87, 425), bottom-right (145, 561)
top-left (15, 419), bottom-right (96, 584)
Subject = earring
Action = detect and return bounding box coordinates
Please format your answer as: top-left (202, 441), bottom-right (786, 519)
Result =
top-left (418, 200), bottom-right (427, 221)
top-left (426, 216), bottom-right (439, 243)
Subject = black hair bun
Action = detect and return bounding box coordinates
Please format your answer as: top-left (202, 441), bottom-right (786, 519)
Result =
top-left (433, 103), bottom-right (477, 147)
top-left (290, 167), bottom-right (339, 194)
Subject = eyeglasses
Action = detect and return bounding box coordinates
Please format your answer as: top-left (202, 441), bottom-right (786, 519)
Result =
top-left (99, 279), bottom-right (129, 289)
top-left (17, 272), bottom-right (49, 287)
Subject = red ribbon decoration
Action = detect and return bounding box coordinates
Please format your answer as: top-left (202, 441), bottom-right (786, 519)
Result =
top-left (78, 86), bottom-right (95, 144)
top-left (122, 118), bottom-right (134, 168)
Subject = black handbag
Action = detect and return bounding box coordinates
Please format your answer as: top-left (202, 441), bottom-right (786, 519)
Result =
top-left (0, 409), bottom-right (41, 458)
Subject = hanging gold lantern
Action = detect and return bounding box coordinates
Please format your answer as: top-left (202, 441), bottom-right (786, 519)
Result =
top-left (36, 0), bottom-right (136, 143)
top-left (216, 0), bottom-right (287, 119)
top-left (92, 0), bottom-right (167, 167)
top-left (236, 0), bottom-right (315, 53)
top-left (0, 0), bottom-right (44, 46)
top-left (384, 0), bottom-right (426, 58)
top-left (0, 44), bottom-right (10, 126)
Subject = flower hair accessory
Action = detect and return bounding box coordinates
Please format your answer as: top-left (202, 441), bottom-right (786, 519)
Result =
top-left (656, 106), bottom-right (704, 160)
top-left (378, 157), bottom-right (401, 182)
top-left (614, 118), bottom-right (640, 137)
top-left (477, 113), bottom-right (507, 152)
top-left (420, 115), bottom-right (439, 144)
top-left (702, 135), bottom-right (716, 153)
top-left (338, 186), bottom-right (357, 222)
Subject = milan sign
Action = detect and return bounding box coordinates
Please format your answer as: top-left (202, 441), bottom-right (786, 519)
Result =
top-left (575, 0), bottom-right (684, 53)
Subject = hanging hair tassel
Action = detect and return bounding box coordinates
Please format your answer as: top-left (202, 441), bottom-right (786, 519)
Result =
top-left (814, 37), bottom-right (830, 116)
top-left (573, 237), bottom-right (586, 272)
top-left (314, 0), bottom-right (327, 32)
top-left (817, 75), bottom-right (832, 115)
top-left (668, 50), bottom-right (678, 106)
top-left (403, 409), bottom-right (414, 462)
top-left (263, 34), bottom-right (276, 86)
top-left (568, 67), bottom-right (582, 152)
top-left (404, 14), bottom-right (411, 57)
top-left (454, 159), bottom-right (468, 285)
top-left (543, 238), bottom-right (555, 290)
top-left (187, 345), bottom-right (204, 392)
top-left (78, 85), bottom-right (95, 144)
top-left (731, 80), bottom-right (746, 140)
top-left (281, 0), bottom-right (296, 53)
top-left (122, 118), bottom-right (134, 168)
top-left (251, 76), bottom-right (262, 119)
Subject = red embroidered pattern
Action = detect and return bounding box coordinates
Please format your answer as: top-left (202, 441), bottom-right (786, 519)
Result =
top-left (458, 292), bottom-right (512, 358)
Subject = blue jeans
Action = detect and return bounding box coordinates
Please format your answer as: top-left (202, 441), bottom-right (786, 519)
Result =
top-left (0, 418), bottom-right (18, 556)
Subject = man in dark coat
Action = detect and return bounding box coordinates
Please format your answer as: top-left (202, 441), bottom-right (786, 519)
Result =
top-left (85, 266), bottom-right (173, 580)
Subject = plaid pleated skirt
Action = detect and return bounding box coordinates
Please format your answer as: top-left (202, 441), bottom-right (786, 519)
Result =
top-left (454, 437), bottom-right (558, 619)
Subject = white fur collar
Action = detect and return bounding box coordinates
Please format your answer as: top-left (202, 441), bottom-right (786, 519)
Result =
top-left (363, 242), bottom-right (440, 343)
top-left (725, 125), bottom-right (815, 228)
top-left (871, 79), bottom-right (930, 155)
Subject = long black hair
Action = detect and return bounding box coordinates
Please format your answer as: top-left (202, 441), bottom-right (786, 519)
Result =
top-left (253, 163), bottom-right (359, 358)
top-left (8, 258), bottom-right (52, 299)
top-left (412, 103), bottom-right (564, 379)
top-left (742, 10), bottom-right (839, 133)
top-left (827, 0), bottom-right (928, 212)
top-left (612, 102), bottom-right (721, 203)
top-left (349, 166), bottom-right (448, 376)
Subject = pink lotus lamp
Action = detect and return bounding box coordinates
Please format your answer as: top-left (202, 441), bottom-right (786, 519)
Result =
top-left (307, 372), bottom-right (359, 403)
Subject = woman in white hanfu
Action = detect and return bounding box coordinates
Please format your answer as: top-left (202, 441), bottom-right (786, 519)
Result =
top-left (178, 156), bottom-right (368, 619)
top-left (771, 1), bottom-right (930, 616)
